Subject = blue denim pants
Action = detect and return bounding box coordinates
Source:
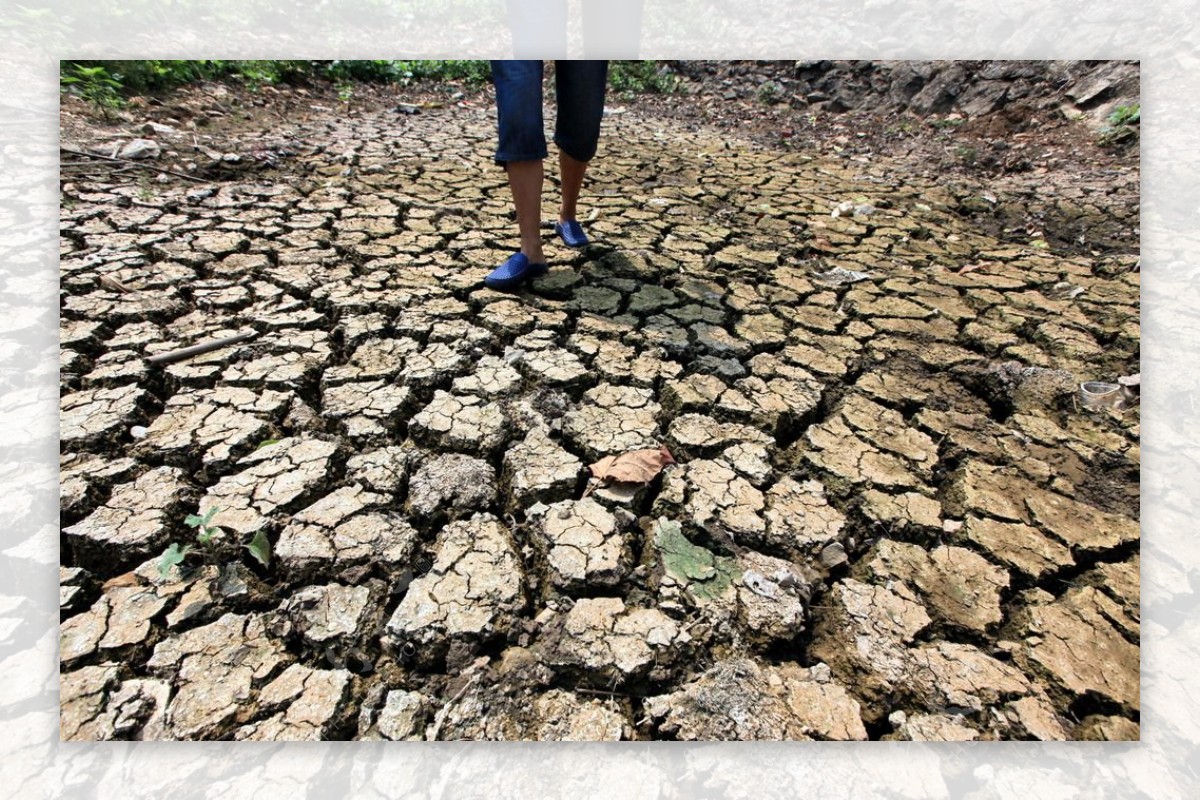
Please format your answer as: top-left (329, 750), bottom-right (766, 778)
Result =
top-left (491, 60), bottom-right (608, 165)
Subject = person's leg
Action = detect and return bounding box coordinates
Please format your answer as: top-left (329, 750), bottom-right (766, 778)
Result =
top-left (553, 60), bottom-right (608, 240)
top-left (491, 59), bottom-right (549, 273)
top-left (507, 160), bottom-right (545, 263)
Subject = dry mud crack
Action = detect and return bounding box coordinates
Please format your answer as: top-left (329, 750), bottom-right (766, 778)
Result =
top-left (59, 93), bottom-right (1139, 741)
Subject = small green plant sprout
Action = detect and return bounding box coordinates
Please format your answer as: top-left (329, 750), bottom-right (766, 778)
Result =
top-left (186, 505), bottom-right (223, 545)
top-left (245, 530), bottom-right (271, 568)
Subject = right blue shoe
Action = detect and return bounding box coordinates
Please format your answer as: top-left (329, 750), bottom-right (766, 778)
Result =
top-left (484, 252), bottom-right (548, 292)
top-left (554, 220), bottom-right (589, 248)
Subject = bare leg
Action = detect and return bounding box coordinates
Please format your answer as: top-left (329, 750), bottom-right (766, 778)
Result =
top-left (558, 151), bottom-right (588, 223)
top-left (506, 160), bottom-right (545, 263)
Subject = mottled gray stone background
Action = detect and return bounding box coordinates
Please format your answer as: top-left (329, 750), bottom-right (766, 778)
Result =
top-left (1, 0), bottom-right (1196, 796)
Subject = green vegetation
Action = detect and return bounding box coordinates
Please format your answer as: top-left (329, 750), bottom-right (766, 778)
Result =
top-left (156, 506), bottom-right (271, 579)
top-left (608, 60), bottom-right (679, 98)
top-left (653, 518), bottom-right (739, 603)
top-left (61, 59), bottom-right (680, 113)
top-left (1099, 103), bottom-right (1140, 148)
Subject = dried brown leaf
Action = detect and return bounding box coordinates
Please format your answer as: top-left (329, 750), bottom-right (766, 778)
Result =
top-left (588, 446), bottom-right (675, 484)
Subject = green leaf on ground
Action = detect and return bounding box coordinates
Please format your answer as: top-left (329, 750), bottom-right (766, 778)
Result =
top-left (157, 543), bottom-right (192, 578)
top-left (245, 530), bottom-right (271, 567)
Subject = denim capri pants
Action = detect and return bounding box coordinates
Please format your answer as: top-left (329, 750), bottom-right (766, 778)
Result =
top-left (491, 60), bottom-right (608, 165)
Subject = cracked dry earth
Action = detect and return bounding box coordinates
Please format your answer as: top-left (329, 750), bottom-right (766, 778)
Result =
top-left (59, 95), bottom-right (1140, 742)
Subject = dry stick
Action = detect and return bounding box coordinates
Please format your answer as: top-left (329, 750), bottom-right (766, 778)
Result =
top-left (59, 146), bottom-right (212, 184)
top-left (427, 674), bottom-right (479, 742)
top-left (146, 331), bottom-right (257, 365)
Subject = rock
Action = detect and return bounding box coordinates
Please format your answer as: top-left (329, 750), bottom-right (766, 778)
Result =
top-left (119, 138), bottom-right (161, 159)
top-left (406, 453), bottom-right (496, 522)
top-left (536, 498), bottom-right (630, 591)
top-left (644, 658), bottom-right (866, 740)
top-left (63, 466), bottom-right (190, 571)
top-left (384, 514), bottom-right (525, 662)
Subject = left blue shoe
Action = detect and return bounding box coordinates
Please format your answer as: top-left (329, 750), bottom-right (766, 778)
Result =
top-left (485, 252), bottom-right (548, 292)
top-left (554, 219), bottom-right (589, 248)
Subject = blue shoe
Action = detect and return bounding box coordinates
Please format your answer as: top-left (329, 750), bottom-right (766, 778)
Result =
top-left (554, 219), bottom-right (589, 248)
top-left (485, 252), bottom-right (548, 292)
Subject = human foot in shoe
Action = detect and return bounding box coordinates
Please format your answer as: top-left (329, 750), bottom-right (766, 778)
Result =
top-left (484, 252), bottom-right (548, 292)
top-left (554, 219), bottom-right (589, 248)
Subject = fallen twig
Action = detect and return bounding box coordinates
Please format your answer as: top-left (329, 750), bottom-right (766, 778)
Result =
top-left (426, 674), bottom-right (479, 742)
top-left (59, 145), bottom-right (212, 184)
top-left (146, 331), bottom-right (257, 365)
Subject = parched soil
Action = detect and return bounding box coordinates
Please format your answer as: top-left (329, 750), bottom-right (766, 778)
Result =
top-left (59, 67), bottom-right (1140, 742)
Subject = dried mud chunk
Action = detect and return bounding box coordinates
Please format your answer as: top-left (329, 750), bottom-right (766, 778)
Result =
top-left (1005, 695), bottom-right (1068, 741)
top-left (60, 585), bottom-right (169, 663)
top-left (502, 427), bottom-right (583, 511)
top-left (760, 477), bottom-right (846, 556)
top-left (234, 664), bottom-right (351, 741)
top-left (345, 446), bottom-right (412, 494)
top-left (399, 342), bottom-right (468, 387)
top-left (536, 498), bottom-right (630, 591)
top-left (537, 597), bottom-right (684, 683)
top-left (962, 516), bottom-right (1074, 579)
top-left (839, 394), bottom-right (937, 468)
top-left (643, 658), bottom-right (866, 741)
top-left (907, 641), bottom-right (1030, 712)
top-left (1015, 587), bottom-right (1140, 710)
top-left (64, 466), bottom-right (190, 570)
top-left (728, 375), bottom-right (822, 433)
top-left (661, 373), bottom-right (728, 417)
top-left (384, 514), bottom-right (525, 657)
top-left (138, 395), bottom-right (277, 471)
top-left (60, 384), bottom-right (152, 447)
top-left (1024, 492), bottom-right (1139, 552)
top-left (406, 453), bottom-right (497, 521)
top-left (147, 613), bottom-right (290, 739)
top-left (664, 413), bottom-right (772, 461)
top-left (452, 355), bottom-right (523, 397)
top-left (222, 351), bottom-right (325, 390)
top-left (276, 490), bottom-right (415, 575)
top-left (809, 578), bottom-right (931, 719)
top-left (60, 664), bottom-right (122, 741)
top-left (864, 540), bottom-right (1009, 633)
top-left (322, 338), bottom-right (419, 386)
top-left (60, 453), bottom-right (139, 521)
top-left (941, 461), bottom-right (1029, 522)
top-left (649, 518), bottom-right (740, 614)
top-left (533, 689), bottom-right (629, 740)
top-left (200, 437), bottom-right (338, 535)
top-left (274, 583), bottom-right (373, 645)
top-left (519, 346), bottom-right (590, 386)
top-left (735, 550), bottom-right (812, 645)
top-left (656, 458), bottom-right (766, 544)
top-left (859, 489), bottom-right (942, 532)
top-left (562, 384), bottom-right (661, 460)
top-left (321, 380), bottom-right (412, 441)
top-left (375, 690), bottom-right (431, 741)
top-left (410, 391), bottom-right (507, 453)
top-left (1076, 714), bottom-right (1140, 741)
top-left (886, 713), bottom-right (979, 742)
